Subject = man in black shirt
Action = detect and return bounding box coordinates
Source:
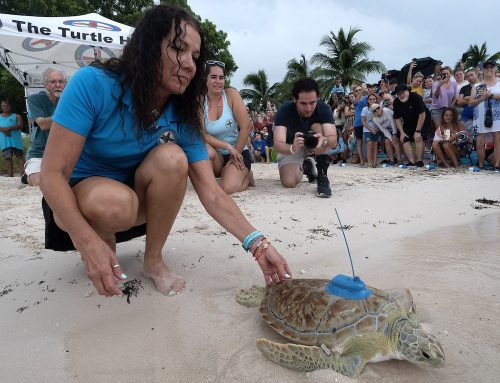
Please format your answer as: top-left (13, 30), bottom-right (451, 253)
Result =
top-left (456, 67), bottom-right (479, 134)
top-left (393, 83), bottom-right (430, 167)
top-left (273, 78), bottom-right (338, 197)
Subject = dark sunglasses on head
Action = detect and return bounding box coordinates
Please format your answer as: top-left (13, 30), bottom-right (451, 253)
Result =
top-left (206, 60), bottom-right (225, 68)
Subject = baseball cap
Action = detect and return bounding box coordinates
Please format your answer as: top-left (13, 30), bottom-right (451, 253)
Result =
top-left (370, 103), bottom-right (381, 112)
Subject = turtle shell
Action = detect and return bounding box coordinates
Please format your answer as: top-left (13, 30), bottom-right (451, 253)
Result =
top-left (260, 279), bottom-right (404, 349)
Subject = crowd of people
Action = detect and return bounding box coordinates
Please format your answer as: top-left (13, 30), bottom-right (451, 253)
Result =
top-left (0, 4), bottom-right (499, 298)
top-left (246, 60), bottom-right (500, 176)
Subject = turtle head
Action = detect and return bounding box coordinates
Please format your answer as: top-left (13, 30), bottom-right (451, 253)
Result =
top-left (397, 321), bottom-right (445, 368)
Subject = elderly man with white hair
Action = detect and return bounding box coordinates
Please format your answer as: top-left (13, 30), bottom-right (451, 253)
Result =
top-left (24, 67), bottom-right (67, 186)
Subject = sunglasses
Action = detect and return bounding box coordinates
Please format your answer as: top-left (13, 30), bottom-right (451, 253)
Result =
top-left (484, 65), bottom-right (496, 70)
top-left (206, 60), bottom-right (225, 68)
top-left (374, 107), bottom-right (381, 112)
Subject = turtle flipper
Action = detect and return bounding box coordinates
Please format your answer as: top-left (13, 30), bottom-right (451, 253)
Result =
top-left (256, 338), bottom-right (366, 377)
top-left (236, 285), bottom-right (266, 307)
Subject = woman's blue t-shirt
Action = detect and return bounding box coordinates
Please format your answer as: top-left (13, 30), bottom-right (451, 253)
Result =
top-left (53, 66), bottom-right (208, 182)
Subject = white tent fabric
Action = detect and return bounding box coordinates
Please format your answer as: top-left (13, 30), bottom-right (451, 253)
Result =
top-left (0, 13), bottom-right (134, 88)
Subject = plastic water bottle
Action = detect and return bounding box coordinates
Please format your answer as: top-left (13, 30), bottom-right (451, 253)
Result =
top-left (469, 167), bottom-right (480, 172)
top-left (399, 164), bottom-right (407, 169)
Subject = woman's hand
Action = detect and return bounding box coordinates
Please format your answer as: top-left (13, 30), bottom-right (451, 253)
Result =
top-left (79, 238), bottom-right (126, 296)
top-left (227, 146), bottom-right (245, 170)
top-left (255, 243), bottom-right (292, 285)
top-left (481, 90), bottom-right (492, 101)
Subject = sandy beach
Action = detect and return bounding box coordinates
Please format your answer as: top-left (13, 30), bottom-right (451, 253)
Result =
top-left (1, 164), bottom-right (499, 383)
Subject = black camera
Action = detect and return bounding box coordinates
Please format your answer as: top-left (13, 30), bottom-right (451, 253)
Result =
top-left (441, 73), bottom-right (447, 80)
top-left (303, 131), bottom-right (318, 150)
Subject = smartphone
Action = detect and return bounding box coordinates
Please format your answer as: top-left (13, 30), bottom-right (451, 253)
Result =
top-left (444, 129), bottom-right (451, 140)
top-left (476, 84), bottom-right (487, 96)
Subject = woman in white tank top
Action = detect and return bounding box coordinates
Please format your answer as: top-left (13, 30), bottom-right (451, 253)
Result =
top-left (203, 61), bottom-right (254, 193)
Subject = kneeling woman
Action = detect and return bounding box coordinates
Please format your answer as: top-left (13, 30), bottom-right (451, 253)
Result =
top-left (203, 61), bottom-right (253, 194)
top-left (39, 5), bottom-right (290, 298)
top-left (432, 107), bottom-right (464, 168)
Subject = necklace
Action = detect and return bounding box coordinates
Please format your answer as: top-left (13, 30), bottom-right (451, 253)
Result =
top-left (149, 109), bottom-right (161, 131)
top-left (208, 95), bottom-right (223, 111)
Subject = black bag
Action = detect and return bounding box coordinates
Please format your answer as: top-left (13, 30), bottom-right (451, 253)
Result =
top-left (485, 99), bottom-right (493, 128)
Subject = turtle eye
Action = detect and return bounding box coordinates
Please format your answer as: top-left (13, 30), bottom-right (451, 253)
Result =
top-left (422, 352), bottom-right (430, 359)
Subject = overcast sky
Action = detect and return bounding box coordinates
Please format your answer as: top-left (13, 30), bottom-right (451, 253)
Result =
top-left (188, 0), bottom-right (499, 90)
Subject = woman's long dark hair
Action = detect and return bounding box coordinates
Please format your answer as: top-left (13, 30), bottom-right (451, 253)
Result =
top-left (94, 5), bottom-right (207, 137)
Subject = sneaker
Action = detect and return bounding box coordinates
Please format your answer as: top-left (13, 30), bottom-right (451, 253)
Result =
top-left (316, 174), bottom-right (332, 198)
top-left (302, 157), bottom-right (318, 183)
top-left (416, 161), bottom-right (425, 168)
top-left (20, 173), bottom-right (28, 184)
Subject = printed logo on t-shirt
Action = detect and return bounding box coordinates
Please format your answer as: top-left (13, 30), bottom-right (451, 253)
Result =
top-left (225, 119), bottom-right (234, 129)
top-left (158, 130), bottom-right (176, 145)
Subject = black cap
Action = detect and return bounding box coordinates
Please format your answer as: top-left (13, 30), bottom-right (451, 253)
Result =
top-left (394, 83), bottom-right (410, 94)
top-left (483, 59), bottom-right (497, 67)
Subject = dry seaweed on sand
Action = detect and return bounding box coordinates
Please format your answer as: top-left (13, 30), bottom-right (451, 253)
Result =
top-left (121, 279), bottom-right (143, 304)
top-left (475, 198), bottom-right (500, 206)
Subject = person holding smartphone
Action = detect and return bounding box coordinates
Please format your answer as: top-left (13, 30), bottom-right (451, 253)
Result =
top-left (429, 66), bottom-right (457, 133)
top-left (468, 60), bottom-right (500, 170)
top-left (432, 108), bottom-right (464, 168)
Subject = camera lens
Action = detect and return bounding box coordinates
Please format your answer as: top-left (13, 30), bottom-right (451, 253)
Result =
top-left (304, 131), bottom-right (318, 149)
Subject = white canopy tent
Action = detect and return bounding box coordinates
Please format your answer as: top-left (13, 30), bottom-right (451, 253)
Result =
top-left (0, 12), bottom-right (134, 89)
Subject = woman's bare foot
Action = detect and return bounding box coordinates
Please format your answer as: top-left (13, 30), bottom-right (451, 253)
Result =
top-left (248, 170), bottom-right (256, 187)
top-left (143, 260), bottom-right (185, 296)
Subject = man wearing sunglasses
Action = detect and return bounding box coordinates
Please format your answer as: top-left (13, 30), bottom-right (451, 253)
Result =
top-left (273, 77), bottom-right (337, 198)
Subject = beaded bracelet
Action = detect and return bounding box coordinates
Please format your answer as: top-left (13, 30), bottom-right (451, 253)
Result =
top-left (242, 230), bottom-right (262, 251)
top-left (248, 235), bottom-right (264, 252)
top-left (252, 238), bottom-right (270, 262)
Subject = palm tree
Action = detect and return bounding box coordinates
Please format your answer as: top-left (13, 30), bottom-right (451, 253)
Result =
top-left (284, 54), bottom-right (311, 82)
top-left (461, 42), bottom-right (500, 69)
top-left (275, 54), bottom-right (313, 103)
top-left (239, 69), bottom-right (280, 111)
top-left (311, 27), bottom-right (385, 97)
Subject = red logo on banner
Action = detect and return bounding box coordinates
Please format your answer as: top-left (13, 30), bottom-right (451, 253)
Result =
top-left (63, 19), bottom-right (121, 32)
top-left (22, 38), bottom-right (59, 52)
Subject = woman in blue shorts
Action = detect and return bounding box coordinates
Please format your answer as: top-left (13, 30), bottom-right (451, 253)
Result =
top-left (360, 94), bottom-right (380, 167)
top-left (40, 5), bottom-right (291, 298)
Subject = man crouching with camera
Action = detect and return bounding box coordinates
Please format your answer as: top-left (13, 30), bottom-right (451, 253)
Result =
top-left (273, 77), bottom-right (338, 198)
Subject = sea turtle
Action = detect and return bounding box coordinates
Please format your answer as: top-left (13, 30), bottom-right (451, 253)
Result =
top-left (236, 278), bottom-right (444, 378)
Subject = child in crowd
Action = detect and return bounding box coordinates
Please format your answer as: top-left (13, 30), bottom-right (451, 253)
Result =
top-left (432, 107), bottom-right (464, 168)
top-left (251, 132), bottom-right (270, 163)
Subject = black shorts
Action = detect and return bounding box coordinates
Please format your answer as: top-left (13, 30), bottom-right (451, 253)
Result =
top-left (222, 149), bottom-right (252, 171)
top-left (402, 130), bottom-right (428, 144)
top-left (43, 176), bottom-right (146, 252)
top-left (354, 126), bottom-right (363, 140)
